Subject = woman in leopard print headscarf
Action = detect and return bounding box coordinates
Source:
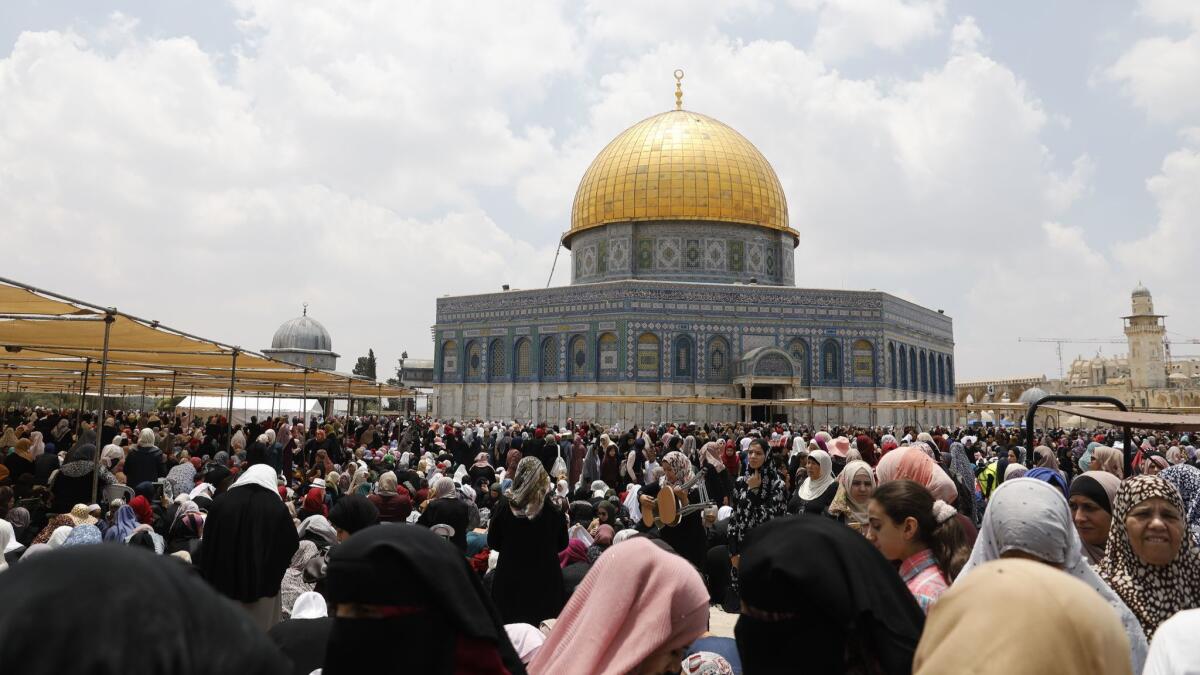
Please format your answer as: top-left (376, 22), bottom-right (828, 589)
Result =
top-left (1097, 474), bottom-right (1200, 639)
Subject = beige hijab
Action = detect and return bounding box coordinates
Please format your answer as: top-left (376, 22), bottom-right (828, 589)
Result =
top-left (915, 558), bottom-right (1133, 675)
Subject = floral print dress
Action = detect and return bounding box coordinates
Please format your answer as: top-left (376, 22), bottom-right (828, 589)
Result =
top-left (728, 464), bottom-right (789, 590)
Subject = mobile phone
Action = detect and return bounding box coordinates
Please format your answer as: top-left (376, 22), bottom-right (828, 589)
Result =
top-left (152, 482), bottom-right (165, 500)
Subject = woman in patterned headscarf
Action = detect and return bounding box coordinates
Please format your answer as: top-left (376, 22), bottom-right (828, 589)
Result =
top-left (488, 457), bottom-right (567, 625)
top-left (1159, 464), bottom-right (1200, 546)
top-left (642, 450), bottom-right (707, 568)
top-left (1098, 475), bottom-right (1200, 639)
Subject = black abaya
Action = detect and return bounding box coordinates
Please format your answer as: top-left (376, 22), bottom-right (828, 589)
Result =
top-left (487, 494), bottom-right (567, 625)
top-left (198, 483), bottom-right (299, 603)
top-left (0, 545), bottom-right (287, 675)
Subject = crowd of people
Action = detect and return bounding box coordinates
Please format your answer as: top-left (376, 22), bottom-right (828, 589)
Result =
top-left (1, 403), bottom-right (1200, 674)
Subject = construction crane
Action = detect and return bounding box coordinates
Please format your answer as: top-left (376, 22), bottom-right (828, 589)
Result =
top-left (1019, 335), bottom-right (1200, 379)
top-left (1017, 337), bottom-right (1127, 379)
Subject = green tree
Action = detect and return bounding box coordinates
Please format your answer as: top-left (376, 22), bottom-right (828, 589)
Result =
top-left (353, 348), bottom-right (377, 379)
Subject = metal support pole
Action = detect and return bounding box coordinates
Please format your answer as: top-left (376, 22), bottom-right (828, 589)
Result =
top-left (271, 384), bottom-right (277, 419)
top-left (169, 370), bottom-right (177, 401)
top-left (75, 357), bottom-right (91, 435)
top-left (189, 384), bottom-right (195, 420)
top-left (140, 377), bottom-right (148, 411)
top-left (90, 311), bottom-right (114, 505)
top-left (224, 349), bottom-right (240, 454)
top-left (302, 369), bottom-right (309, 429)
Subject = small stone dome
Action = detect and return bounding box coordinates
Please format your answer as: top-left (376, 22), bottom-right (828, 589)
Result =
top-left (271, 312), bottom-right (332, 352)
top-left (1018, 387), bottom-right (1049, 404)
top-left (1132, 282), bottom-right (1151, 298)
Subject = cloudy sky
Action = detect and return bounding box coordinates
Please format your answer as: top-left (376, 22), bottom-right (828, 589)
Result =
top-left (2, 0), bottom-right (1197, 383)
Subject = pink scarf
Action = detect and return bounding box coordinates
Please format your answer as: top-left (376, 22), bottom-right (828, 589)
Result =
top-left (530, 537), bottom-right (709, 674)
top-left (876, 446), bottom-right (958, 504)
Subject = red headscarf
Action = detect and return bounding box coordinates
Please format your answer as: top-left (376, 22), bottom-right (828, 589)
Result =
top-left (722, 441), bottom-right (741, 475)
top-left (129, 495), bottom-right (154, 525)
top-left (302, 487), bottom-right (328, 516)
top-left (856, 434), bottom-right (879, 466)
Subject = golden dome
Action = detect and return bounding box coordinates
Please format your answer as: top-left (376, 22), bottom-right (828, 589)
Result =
top-left (566, 109), bottom-right (794, 245)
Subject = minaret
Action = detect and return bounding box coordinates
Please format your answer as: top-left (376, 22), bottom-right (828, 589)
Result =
top-left (1124, 283), bottom-right (1166, 389)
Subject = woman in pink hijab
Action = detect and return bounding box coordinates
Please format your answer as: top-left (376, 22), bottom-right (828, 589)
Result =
top-left (877, 446), bottom-right (979, 545)
top-left (876, 446), bottom-right (958, 504)
top-left (530, 536), bottom-right (709, 675)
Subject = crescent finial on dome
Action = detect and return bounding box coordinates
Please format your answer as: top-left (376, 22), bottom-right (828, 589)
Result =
top-left (673, 69), bottom-right (684, 110)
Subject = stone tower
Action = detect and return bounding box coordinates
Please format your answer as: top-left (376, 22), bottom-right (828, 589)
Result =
top-left (1124, 283), bottom-right (1166, 389)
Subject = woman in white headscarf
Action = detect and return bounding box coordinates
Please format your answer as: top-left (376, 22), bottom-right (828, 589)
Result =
top-left (956, 477), bottom-right (1148, 671)
top-left (826, 459), bottom-right (875, 530)
top-left (791, 449), bottom-right (837, 515)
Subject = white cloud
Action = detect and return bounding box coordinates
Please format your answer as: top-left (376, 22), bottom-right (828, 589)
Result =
top-left (950, 16), bottom-right (983, 56)
top-left (1113, 146), bottom-right (1200, 275)
top-left (0, 6), bottom-right (567, 379)
top-left (7, 2), bottom-right (1191, 386)
top-left (797, 0), bottom-right (946, 61)
top-left (1108, 0), bottom-right (1200, 122)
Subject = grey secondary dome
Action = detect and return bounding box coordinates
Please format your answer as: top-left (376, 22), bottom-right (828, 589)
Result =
top-left (1018, 387), bottom-right (1049, 404)
top-left (271, 314), bottom-right (333, 352)
top-left (263, 307), bottom-right (339, 370)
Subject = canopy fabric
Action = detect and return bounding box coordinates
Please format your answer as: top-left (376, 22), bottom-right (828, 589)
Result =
top-left (177, 396), bottom-right (323, 426)
top-left (1042, 404), bottom-right (1200, 432)
top-left (0, 285), bottom-right (94, 316)
top-left (0, 277), bottom-right (411, 400)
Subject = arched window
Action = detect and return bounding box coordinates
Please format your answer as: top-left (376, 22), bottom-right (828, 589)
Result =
top-left (465, 341), bottom-right (482, 378)
top-left (821, 339), bottom-right (841, 384)
top-left (514, 338), bottom-right (531, 378)
top-left (937, 354), bottom-right (945, 395)
top-left (852, 339), bottom-right (874, 385)
top-left (908, 348), bottom-right (918, 393)
top-left (947, 356), bottom-right (954, 391)
top-left (888, 342), bottom-right (897, 388)
top-left (899, 345), bottom-right (908, 390)
top-left (788, 338), bottom-right (809, 385)
top-left (540, 337), bottom-right (558, 379)
top-left (927, 351), bottom-right (936, 394)
top-left (637, 333), bottom-right (660, 379)
top-left (707, 336), bottom-right (730, 382)
top-left (598, 333), bottom-right (618, 374)
top-left (441, 340), bottom-right (458, 377)
top-left (569, 335), bottom-right (589, 380)
top-left (674, 335), bottom-right (693, 378)
top-left (488, 339), bottom-right (506, 379)
top-left (919, 350), bottom-right (928, 392)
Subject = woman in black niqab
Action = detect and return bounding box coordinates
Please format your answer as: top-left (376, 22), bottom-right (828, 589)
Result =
top-left (323, 524), bottom-right (526, 675)
top-left (735, 515), bottom-right (925, 675)
top-left (0, 545), bottom-right (287, 675)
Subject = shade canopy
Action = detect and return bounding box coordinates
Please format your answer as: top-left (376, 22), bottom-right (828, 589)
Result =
top-left (1043, 404), bottom-right (1200, 432)
top-left (0, 277), bottom-right (411, 400)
